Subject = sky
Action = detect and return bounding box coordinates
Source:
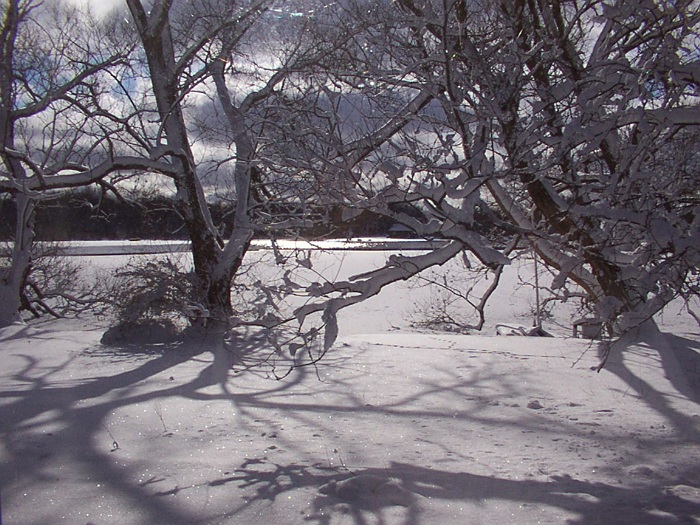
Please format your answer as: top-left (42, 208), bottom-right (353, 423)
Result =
top-left (66, 0), bottom-right (124, 17)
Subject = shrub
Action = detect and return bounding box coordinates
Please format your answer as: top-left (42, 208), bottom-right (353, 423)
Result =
top-left (103, 255), bottom-right (197, 345)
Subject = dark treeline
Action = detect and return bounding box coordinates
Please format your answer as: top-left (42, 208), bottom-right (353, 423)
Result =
top-left (0, 188), bottom-right (406, 241)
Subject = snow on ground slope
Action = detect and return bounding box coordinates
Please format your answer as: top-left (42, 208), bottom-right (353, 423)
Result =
top-left (1, 249), bottom-right (699, 525)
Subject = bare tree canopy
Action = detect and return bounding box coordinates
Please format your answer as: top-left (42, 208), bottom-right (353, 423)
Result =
top-left (0, 0), bottom-right (132, 325)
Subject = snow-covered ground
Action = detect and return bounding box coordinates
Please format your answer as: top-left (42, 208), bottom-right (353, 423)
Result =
top-left (1, 246), bottom-right (699, 525)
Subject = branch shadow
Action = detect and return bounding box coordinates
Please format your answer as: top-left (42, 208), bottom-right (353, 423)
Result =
top-left (1, 344), bottom-right (199, 524)
top-left (0, 323), bottom-right (307, 525)
top-left (660, 332), bottom-right (700, 403)
top-left (201, 457), bottom-right (700, 525)
top-left (602, 323), bottom-right (700, 442)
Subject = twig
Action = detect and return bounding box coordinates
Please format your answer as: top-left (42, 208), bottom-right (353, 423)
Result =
top-left (154, 403), bottom-right (168, 433)
top-left (102, 424), bottom-right (120, 451)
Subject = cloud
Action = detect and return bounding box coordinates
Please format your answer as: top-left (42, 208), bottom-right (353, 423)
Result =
top-left (63, 0), bottom-right (124, 18)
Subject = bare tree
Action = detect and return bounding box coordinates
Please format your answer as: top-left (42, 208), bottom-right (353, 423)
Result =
top-left (0, 0), bottom-right (348, 336)
top-left (293, 0), bottom-right (700, 352)
top-left (0, 0), bottom-right (132, 326)
top-left (116, 0), bottom-right (341, 340)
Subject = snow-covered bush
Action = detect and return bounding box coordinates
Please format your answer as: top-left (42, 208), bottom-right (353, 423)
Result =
top-left (103, 255), bottom-right (197, 344)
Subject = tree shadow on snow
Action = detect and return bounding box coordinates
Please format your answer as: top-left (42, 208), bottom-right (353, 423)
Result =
top-left (188, 337), bottom-right (700, 525)
top-left (0, 326), bottom-right (310, 525)
top-left (660, 332), bottom-right (700, 403)
top-left (2, 324), bottom-right (699, 525)
top-left (199, 457), bottom-right (700, 525)
top-left (601, 323), bottom-right (700, 442)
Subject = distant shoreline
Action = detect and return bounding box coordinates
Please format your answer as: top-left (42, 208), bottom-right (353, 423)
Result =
top-left (2, 238), bottom-right (447, 256)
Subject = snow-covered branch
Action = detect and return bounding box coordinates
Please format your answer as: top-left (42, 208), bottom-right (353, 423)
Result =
top-left (0, 156), bottom-right (179, 193)
top-left (295, 241), bottom-right (468, 349)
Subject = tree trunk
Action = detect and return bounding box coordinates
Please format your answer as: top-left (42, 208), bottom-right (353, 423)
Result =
top-left (127, 0), bottom-right (251, 340)
top-left (188, 238), bottom-right (237, 335)
top-left (0, 272), bottom-right (24, 327)
top-left (0, 193), bottom-right (35, 327)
